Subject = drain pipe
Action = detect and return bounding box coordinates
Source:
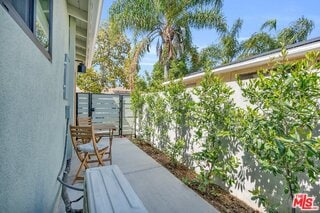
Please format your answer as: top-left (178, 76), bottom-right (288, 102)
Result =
top-left (60, 159), bottom-right (83, 213)
top-left (57, 117), bottom-right (83, 213)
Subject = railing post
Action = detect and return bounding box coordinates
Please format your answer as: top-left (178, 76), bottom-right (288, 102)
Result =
top-left (119, 95), bottom-right (123, 136)
top-left (88, 93), bottom-right (93, 117)
top-left (76, 93), bottom-right (79, 125)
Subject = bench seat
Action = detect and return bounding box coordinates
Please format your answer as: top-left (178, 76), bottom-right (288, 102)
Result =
top-left (84, 165), bottom-right (148, 213)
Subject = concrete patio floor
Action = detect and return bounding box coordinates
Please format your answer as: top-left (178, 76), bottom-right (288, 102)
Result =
top-left (59, 137), bottom-right (219, 213)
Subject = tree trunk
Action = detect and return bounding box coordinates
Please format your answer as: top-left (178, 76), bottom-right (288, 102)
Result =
top-left (164, 62), bottom-right (169, 81)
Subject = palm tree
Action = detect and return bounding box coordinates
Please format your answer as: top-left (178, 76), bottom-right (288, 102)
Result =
top-left (277, 17), bottom-right (314, 45)
top-left (241, 17), bottom-right (314, 58)
top-left (109, 0), bottom-right (226, 81)
top-left (200, 18), bottom-right (243, 66)
top-left (240, 32), bottom-right (278, 58)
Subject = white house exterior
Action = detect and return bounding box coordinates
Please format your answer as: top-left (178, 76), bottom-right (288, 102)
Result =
top-left (0, 0), bottom-right (102, 211)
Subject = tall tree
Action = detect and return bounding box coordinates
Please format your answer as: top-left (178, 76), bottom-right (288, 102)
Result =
top-left (77, 68), bottom-right (104, 93)
top-left (241, 17), bottom-right (314, 58)
top-left (93, 22), bottom-right (131, 88)
top-left (109, 0), bottom-right (226, 81)
top-left (277, 17), bottom-right (314, 45)
top-left (200, 18), bottom-right (243, 66)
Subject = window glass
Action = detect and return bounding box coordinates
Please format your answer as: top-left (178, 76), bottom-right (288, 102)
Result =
top-left (8, 0), bottom-right (33, 27)
top-left (35, 0), bottom-right (50, 50)
top-left (3, 0), bottom-right (51, 54)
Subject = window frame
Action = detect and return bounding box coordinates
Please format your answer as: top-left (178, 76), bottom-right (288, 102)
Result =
top-left (0, 0), bottom-right (53, 61)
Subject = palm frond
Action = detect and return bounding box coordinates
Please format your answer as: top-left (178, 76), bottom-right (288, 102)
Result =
top-left (230, 18), bottom-right (243, 38)
top-left (240, 32), bottom-right (278, 58)
top-left (109, 0), bottom-right (158, 32)
top-left (185, 0), bottom-right (223, 11)
top-left (187, 9), bottom-right (227, 33)
top-left (260, 19), bottom-right (277, 32)
top-left (277, 17), bottom-right (314, 45)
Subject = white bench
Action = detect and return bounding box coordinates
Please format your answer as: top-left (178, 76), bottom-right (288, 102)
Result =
top-left (84, 165), bottom-right (148, 213)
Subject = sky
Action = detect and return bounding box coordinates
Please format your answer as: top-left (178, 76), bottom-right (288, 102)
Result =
top-left (100, 0), bottom-right (320, 74)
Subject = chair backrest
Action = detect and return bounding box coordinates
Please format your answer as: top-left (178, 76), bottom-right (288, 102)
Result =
top-left (77, 117), bottom-right (92, 126)
top-left (70, 125), bottom-right (96, 148)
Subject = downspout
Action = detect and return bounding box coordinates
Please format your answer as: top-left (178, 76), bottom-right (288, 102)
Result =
top-left (57, 117), bottom-right (83, 213)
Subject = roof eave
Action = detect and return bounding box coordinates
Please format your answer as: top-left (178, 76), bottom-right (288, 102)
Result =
top-left (163, 38), bottom-right (320, 85)
top-left (85, 0), bottom-right (103, 68)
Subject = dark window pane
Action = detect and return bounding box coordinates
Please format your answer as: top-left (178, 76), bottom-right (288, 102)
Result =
top-left (8, 0), bottom-right (33, 28)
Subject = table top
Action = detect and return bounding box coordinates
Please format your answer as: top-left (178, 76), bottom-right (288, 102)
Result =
top-left (93, 123), bottom-right (117, 131)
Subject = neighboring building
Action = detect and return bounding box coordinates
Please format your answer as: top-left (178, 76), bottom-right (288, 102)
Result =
top-left (102, 87), bottom-right (131, 94)
top-left (164, 37), bottom-right (320, 87)
top-left (76, 86), bottom-right (84, 93)
top-left (0, 0), bottom-right (102, 212)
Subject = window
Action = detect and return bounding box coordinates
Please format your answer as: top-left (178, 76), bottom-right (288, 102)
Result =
top-left (1, 0), bottom-right (52, 59)
top-left (238, 72), bottom-right (258, 80)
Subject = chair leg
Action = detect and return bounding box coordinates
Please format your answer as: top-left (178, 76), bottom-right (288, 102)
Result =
top-left (96, 151), bottom-right (105, 166)
top-left (109, 137), bottom-right (113, 165)
top-left (109, 152), bottom-right (112, 165)
top-left (72, 153), bottom-right (89, 184)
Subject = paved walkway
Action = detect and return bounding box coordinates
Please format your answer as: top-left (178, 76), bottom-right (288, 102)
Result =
top-left (62, 138), bottom-right (219, 213)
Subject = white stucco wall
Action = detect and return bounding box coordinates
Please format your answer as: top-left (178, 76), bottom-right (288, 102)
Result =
top-left (0, 1), bottom-right (75, 212)
top-left (136, 81), bottom-right (320, 212)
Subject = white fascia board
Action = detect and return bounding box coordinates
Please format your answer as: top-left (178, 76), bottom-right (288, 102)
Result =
top-left (86, 0), bottom-right (103, 67)
top-left (213, 41), bottom-right (320, 75)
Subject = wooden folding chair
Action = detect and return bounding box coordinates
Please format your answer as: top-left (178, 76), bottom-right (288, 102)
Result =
top-left (76, 117), bottom-right (112, 164)
top-left (93, 124), bottom-right (114, 164)
top-left (77, 117), bottom-right (92, 126)
top-left (69, 125), bottom-right (108, 184)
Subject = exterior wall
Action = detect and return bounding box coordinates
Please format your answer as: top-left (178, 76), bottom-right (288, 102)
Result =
top-left (137, 81), bottom-right (320, 211)
top-left (0, 0), bottom-right (75, 212)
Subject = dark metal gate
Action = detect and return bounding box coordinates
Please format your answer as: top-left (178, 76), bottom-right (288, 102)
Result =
top-left (76, 93), bottom-right (134, 136)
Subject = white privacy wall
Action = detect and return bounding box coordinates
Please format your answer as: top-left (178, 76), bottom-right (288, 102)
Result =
top-left (136, 80), bottom-right (320, 212)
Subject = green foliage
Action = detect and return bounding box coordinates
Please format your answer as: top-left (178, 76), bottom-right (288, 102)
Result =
top-left (77, 68), bottom-right (103, 93)
top-left (201, 18), bottom-right (243, 66)
top-left (131, 77), bottom-right (147, 114)
top-left (240, 32), bottom-right (278, 58)
top-left (277, 17), bottom-right (314, 45)
top-left (241, 17), bottom-right (314, 58)
top-left (165, 80), bottom-right (193, 131)
top-left (141, 94), bottom-right (156, 142)
top-left (237, 51), bottom-right (320, 209)
top-left (35, 21), bottom-right (49, 49)
top-left (133, 79), bottom-right (193, 164)
top-left (260, 19), bottom-right (277, 32)
top-left (93, 22), bottom-right (131, 88)
top-left (164, 80), bottom-right (194, 163)
top-left (192, 71), bottom-right (240, 193)
top-left (131, 76), bottom-right (148, 136)
top-left (110, 0), bottom-right (226, 80)
top-left (169, 57), bottom-right (191, 80)
top-left (249, 188), bottom-right (279, 212)
top-left (146, 62), bottom-right (165, 89)
top-left (166, 138), bottom-right (185, 166)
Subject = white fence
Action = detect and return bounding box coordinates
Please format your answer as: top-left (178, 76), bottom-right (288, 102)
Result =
top-left (135, 80), bottom-right (320, 212)
top-left (76, 93), bottom-right (134, 136)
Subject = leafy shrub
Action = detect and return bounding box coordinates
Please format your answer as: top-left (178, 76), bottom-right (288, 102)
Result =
top-left (193, 71), bottom-right (240, 193)
top-left (237, 51), bottom-right (320, 211)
